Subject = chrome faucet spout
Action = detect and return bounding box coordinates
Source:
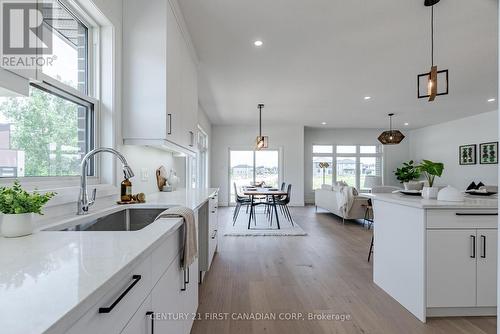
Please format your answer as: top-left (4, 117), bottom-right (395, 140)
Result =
top-left (77, 147), bottom-right (134, 215)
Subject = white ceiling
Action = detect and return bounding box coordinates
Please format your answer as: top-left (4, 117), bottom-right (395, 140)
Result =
top-left (179, 0), bottom-right (498, 129)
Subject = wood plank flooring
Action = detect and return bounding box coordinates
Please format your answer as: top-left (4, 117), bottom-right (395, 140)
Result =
top-left (191, 206), bottom-right (496, 334)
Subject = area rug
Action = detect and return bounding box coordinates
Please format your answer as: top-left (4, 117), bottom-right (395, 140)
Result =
top-left (224, 208), bottom-right (307, 236)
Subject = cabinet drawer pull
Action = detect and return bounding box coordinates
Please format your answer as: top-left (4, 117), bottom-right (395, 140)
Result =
top-left (167, 114), bottom-right (172, 135)
top-left (146, 311), bottom-right (155, 334)
top-left (456, 213), bottom-right (498, 216)
top-left (481, 235), bottom-right (486, 258)
top-left (211, 230), bottom-right (217, 239)
top-left (470, 235), bottom-right (476, 259)
top-left (189, 131), bottom-right (194, 147)
top-left (181, 267), bottom-right (190, 291)
top-left (98, 275), bottom-right (142, 313)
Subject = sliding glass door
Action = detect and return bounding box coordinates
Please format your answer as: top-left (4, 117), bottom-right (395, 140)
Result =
top-left (229, 149), bottom-right (280, 203)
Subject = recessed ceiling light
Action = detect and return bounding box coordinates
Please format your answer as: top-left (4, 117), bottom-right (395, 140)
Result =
top-left (321, 122), bottom-right (327, 125)
top-left (404, 122), bottom-right (409, 126)
top-left (254, 40), bottom-right (263, 47)
top-left (487, 98), bottom-right (496, 103)
top-left (364, 96), bottom-right (372, 100)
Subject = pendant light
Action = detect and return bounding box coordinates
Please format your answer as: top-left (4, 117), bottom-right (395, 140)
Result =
top-left (378, 113), bottom-right (405, 145)
top-left (255, 104), bottom-right (268, 150)
top-left (417, 0), bottom-right (449, 101)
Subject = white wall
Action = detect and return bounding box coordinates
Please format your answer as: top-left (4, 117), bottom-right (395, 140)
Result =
top-left (211, 124), bottom-right (304, 206)
top-left (409, 110), bottom-right (499, 190)
top-left (304, 127), bottom-right (410, 203)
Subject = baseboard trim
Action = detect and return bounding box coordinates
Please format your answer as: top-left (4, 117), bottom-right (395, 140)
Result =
top-left (426, 307), bottom-right (497, 317)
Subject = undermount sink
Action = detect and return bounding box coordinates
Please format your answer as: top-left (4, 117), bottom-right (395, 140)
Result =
top-left (46, 208), bottom-right (167, 232)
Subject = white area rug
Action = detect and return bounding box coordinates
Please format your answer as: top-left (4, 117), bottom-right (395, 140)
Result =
top-left (224, 207), bottom-right (307, 236)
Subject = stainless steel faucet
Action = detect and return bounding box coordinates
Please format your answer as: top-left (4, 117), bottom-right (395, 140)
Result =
top-left (77, 147), bottom-right (135, 215)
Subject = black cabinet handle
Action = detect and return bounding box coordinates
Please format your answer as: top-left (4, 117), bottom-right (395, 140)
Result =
top-left (456, 213), bottom-right (498, 216)
top-left (211, 230), bottom-right (217, 239)
top-left (99, 275), bottom-right (141, 313)
top-left (181, 268), bottom-right (187, 291)
top-left (167, 114), bottom-right (172, 135)
top-left (146, 311), bottom-right (154, 334)
top-left (185, 266), bottom-right (190, 284)
top-left (470, 235), bottom-right (476, 259)
top-left (481, 235), bottom-right (486, 258)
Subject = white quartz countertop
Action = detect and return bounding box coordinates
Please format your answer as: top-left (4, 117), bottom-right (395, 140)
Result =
top-left (0, 187), bottom-right (218, 334)
top-left (368, 192), bottom-right (498, 209)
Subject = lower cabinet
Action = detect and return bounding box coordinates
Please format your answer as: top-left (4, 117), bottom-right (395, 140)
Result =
top-left (65, 224), bottom-right (199, 334)
top-left (476, 229), bottom-right (497, 306)
top-left (121, 296), bottom-right (152, 334)
top-left (427, 228), bottom-right (497, 308)
top-left (151, 254), bottom-right (198, 334)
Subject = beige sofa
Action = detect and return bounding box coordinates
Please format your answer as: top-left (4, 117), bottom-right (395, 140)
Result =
top-left (315, 184), bottom-right (369, 223)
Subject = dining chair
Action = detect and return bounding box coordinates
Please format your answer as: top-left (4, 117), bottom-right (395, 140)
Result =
top-left (276, 184), bottom-right (294, 226)
top-left (233, 183), bottom-right (251, 225)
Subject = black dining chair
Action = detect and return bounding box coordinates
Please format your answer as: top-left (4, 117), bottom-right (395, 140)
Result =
top-left (276, 184), bottom-right (294, 226)
top-left (233, 183), bottom-right (251, 225)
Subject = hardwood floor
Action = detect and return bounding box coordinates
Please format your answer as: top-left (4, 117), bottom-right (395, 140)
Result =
top-left (191, 206), bottom-right (496, 334)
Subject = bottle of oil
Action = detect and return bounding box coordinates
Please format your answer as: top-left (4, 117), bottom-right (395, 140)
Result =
top-left (121, 175), bottom-right (132, 202)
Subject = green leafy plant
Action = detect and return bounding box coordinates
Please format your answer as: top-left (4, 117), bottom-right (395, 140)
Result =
top-left (0, 181), bottom-right (56, 215)
top-left (416, 160), bottom-right (444, 187)
top-left (394, 160), bottom-right (421, 183)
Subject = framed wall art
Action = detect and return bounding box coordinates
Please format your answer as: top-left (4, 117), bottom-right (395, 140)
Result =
top-left (479, 142), bottom-right (498, 164)
top-left (459, 144), bottom-right (476, 165)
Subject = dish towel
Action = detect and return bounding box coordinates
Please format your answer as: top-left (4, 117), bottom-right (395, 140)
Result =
top-left (155, 206), bottom-right (198, 268)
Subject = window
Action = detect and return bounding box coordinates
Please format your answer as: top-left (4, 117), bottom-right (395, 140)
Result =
top-left (197, 126), bottom-right (208, 188)
top-left (313, 145), bottom-right (333, 154)
top-left (312, 144), bottom-right (383, 191)
top-left (0, 1), bottom-right (97, 179)
top-left (229, 149), bottom-right (280, 203)
top-left (0, 84), bottom-right (94, 177)
top-left (41, 0), bottom-right (89, 93)
top-left (336, 156), bottom-right (357, 186)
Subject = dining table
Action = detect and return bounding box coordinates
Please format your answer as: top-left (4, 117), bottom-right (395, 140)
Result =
top-left (243, 187), bottom-right (287, 229)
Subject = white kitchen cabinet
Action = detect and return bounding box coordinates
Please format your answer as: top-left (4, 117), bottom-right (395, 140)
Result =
top-left (65, 222), bottom-right (199, 334)
top-left (151, 253), bottom-right (199, 334)
top-left (151, 253), bottom-right (185, 334)
top-left (198, 192), bottom-right (218, 279)
top-left (426, 230), bottom-right (477, 307)
top-left (476, 229), bottom-right (497, 307)
top-left (427, 228), bottom-right (497, 308)
top-left (123, 0), bottom-right (198, 153)
top-left (120, 295), bottom-right (152, 334)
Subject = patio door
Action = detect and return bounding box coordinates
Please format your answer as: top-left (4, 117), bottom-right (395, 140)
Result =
top-left (229, 149), bottom-right (280, 203)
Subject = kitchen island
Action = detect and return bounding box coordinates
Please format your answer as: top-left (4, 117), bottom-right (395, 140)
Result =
top-left (369, 193), bottom-right (498, 322)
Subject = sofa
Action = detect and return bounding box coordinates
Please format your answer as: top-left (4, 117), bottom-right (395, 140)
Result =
top-left (315, 184), bottom-right (369, 222)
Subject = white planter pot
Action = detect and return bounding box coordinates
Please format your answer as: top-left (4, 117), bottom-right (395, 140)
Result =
top-left (421, 186), bottom-right (439, 200)
top-left (404, 181), bottom-right (423, 191)
top-left (1, 213), bottom-right (34, 238)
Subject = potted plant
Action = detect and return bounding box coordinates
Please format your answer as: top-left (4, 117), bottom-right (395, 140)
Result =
top-left (416, 160), bottom-right (444, 199)
top-left (0, 181), bottom-right (55, 238)
top-left (394, 160), bottom-right (421, 190)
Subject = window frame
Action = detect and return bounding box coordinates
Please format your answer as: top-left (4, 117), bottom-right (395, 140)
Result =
top-left (0, 0), bottom-right (100, 186)
top-left (228, 147), bottom-right (283, 204)
top-left (312, 144), bottom-right (383, 191)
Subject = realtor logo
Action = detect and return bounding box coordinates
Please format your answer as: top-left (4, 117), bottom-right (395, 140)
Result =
top-left (2, 0), bottom-right (52, 54)
top-left (1, 0), bottom-right (55, 69)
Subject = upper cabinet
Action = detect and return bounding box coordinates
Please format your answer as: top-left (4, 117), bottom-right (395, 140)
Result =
top-left (123, 0), bottom-right (198, 154)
